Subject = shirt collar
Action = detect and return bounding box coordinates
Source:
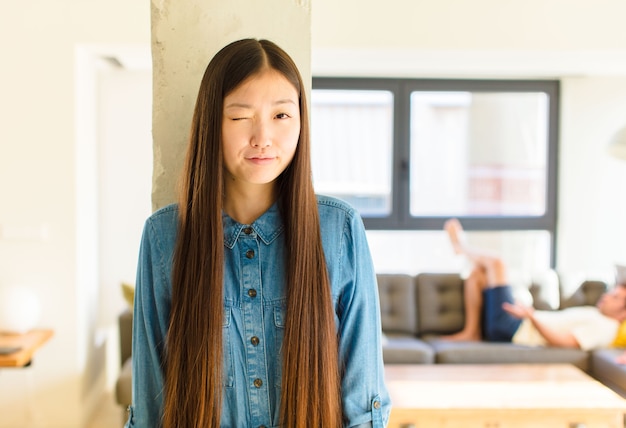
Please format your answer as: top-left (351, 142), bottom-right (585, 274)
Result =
top-left (222, 202), bottom-right (284, 249)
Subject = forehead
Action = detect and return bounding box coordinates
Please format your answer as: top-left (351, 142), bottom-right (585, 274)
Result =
top-left (226, 69), bottom-right (298, 101)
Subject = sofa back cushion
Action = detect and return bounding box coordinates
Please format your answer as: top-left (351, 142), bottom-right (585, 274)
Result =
top-left (377, 274), bottom-right (417, 335)
top-left (560, 280), bottom-right (608, 309)
top-left (415, 273), bottom-right (465, 335)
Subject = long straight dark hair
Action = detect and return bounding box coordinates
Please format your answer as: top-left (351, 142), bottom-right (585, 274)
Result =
top-left (162, 39), bottom-right (342, 428)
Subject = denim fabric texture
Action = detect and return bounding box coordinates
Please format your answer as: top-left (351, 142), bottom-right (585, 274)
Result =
top-left (482, 285), bottom-right (523, 342)
top-left (125, 195), bottom-right (391, 428)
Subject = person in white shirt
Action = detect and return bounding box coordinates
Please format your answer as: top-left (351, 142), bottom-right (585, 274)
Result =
top-left (442, 218), bottom-right (626, 351)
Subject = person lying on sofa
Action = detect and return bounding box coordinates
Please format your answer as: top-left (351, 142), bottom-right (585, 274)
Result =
top-left (442, 218), bottom-right (626, 350)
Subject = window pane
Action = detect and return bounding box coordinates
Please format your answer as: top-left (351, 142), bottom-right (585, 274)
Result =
top-left (410, 91), bottom-right (548, 216)
top-left (311, 90), bottom-right (393, 216)
top-left (367, 229), bottom-right (551, 278)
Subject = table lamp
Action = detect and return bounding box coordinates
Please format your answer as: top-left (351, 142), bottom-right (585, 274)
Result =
top-left (608, 125), bottom-right (626, 160)
top-left (0, 285), bottom-right (41, 334)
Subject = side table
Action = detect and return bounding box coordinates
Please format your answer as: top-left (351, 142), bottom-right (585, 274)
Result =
top-left (0, 329), bottom-right (53, 367)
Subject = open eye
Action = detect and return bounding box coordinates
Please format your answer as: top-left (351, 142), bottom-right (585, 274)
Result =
top-left (275, 113), bottom-right (291, 119)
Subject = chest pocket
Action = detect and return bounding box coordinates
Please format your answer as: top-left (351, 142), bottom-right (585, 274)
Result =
top-left (223, 305), bottom-right (234, 388)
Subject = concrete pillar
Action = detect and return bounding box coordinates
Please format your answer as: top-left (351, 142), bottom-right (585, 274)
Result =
top-left (151, 0), bottom-right (311, 209)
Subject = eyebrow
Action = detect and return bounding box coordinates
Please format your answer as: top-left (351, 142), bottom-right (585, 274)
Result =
top-left (224, 99), bottom-right (298, 109)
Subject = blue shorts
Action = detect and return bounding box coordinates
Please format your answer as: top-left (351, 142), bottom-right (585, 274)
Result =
top-left (482, 285), bottom-right (523, 342)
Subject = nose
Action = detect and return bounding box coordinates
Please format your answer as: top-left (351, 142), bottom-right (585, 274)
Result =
top-left (251, 119), bottom-right (272, 148)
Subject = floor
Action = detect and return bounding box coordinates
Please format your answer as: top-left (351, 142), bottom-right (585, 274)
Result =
top-left (86, 392), bottom-right (125, 428)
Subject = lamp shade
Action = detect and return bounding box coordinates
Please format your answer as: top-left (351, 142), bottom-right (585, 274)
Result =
top-left (0, 286), bottom-right (41, 334)
top-left (608, 126), bottom-right (626, 160)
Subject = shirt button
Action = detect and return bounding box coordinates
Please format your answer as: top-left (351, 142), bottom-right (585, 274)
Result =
top-left (254, 378), bottom-right (263, 388)
top-left (246, 249), bottom-right (255, 259)
top-left (243, 227), bottom-right (253, 235)
top-left (373, 400), bottom-right (381, 409)
top-left (248, 289), bottom-right (257, 298)
top-left (251, 336), bottom-right (260, 346)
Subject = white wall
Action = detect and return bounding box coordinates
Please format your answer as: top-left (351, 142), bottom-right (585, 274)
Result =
top-left (313, 0), bottom-right (626, 51)
top-left (95, 65), bottom-right (153, 393)
top-left (311, 0), bottom-right (626, 283)
top-left (0, 2), bottom-right (149, 427)
top-left (558, 77), bottom-right (626, 278)
top-left (97, 66), bottom-right (152, 328)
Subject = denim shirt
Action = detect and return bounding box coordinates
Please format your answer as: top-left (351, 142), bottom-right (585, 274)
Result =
top-left (125, 195), bottom-right (391, 428)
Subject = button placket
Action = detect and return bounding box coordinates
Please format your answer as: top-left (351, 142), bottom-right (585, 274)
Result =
top-left (239, 233), bottom-right (269, 426)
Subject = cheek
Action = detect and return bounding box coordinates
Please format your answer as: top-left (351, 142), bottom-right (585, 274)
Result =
top-left (222, 124), bottom-right (249, 156)
top-left (222, 124), bottom-right (245, 146)
top-left (284, 136), bottom-right (299, 163)
top-left (283, 125), bottom-right (300, 152)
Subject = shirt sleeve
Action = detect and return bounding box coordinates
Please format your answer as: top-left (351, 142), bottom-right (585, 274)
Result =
top-left (571, 309), bottom-right (619, 351)
top-left (337, 211), bottom-right (392, 427)
top-left (125, 218), bottom-right (170, 428)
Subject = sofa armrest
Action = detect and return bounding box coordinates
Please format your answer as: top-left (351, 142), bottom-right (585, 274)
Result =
top-left (591, 348), bottom-right (626, 398)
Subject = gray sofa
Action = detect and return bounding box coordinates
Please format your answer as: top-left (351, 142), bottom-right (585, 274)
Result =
top-left (115, 271), bottom-right (626, 413)
top-left (116, 309), bottom-right (133, 412)
top-left (378, 272), bottom-right (626, 397)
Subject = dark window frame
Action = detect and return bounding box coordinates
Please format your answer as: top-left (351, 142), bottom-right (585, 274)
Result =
top-left (312, 77), bottom-right (560, 266)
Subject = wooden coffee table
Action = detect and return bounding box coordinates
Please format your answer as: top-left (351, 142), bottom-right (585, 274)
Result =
top-left (385, 364), bottom-right (626, 428)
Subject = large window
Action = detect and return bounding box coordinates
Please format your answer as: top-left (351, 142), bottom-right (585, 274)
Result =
top-left (311, 78), bottom-right (559, 268)
top-left (311, 89), bottom-right (394, 217)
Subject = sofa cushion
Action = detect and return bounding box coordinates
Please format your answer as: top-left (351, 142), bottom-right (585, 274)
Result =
top-left (414, 273), bottom-right (464, 335)
top-left (428, 339), bottom-right (590, 371)
top-left (377, 274), bottom-right (417, 335)
top-left (382, 334), bottom-right (435, 364)
top-left (560, 280), bottom-right (608, 309)
top-left (591, 348), bottom-right (626, 397)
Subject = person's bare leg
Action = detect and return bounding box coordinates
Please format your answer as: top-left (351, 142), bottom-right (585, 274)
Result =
top-left (444, 218), bottom-right (508, 286)
top-left (445, 218), bottom-right (467, 256)
top-left (441, 218), bottom-right (510, 341)
top-left (440, 266), bottom-right (485, 341)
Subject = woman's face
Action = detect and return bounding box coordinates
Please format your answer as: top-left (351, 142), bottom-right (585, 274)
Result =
top-left (222, 68), bottom-right (300, 191)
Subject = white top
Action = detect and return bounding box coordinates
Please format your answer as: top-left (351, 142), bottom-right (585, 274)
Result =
top-left (512, 306), bottom-right (619, 351)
